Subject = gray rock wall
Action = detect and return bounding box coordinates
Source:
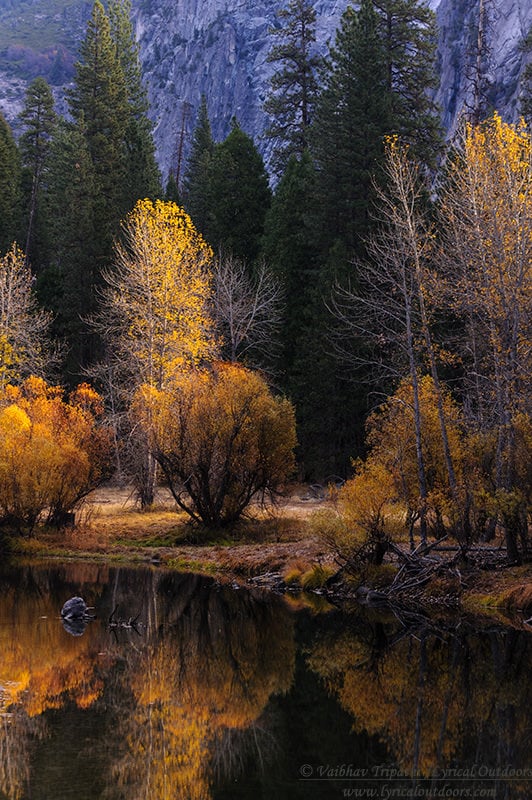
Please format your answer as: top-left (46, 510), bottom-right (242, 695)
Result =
top-left (0, 0), bottom-right (531, 179)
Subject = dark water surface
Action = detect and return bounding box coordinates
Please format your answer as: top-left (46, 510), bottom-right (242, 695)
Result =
top-left (0, 561), bottom-right (531, 800)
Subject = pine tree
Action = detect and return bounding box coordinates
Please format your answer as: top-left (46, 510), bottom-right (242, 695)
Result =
top-left (373, 0), bottom-right (441, 164)
top-left (262, 150), bottom-right (319, 377)
top-left (264, 0), bottom-right (321, 174)
top-left (43, 120), bottom-right (98, 380)
top-left (0, 112), bottom-right (21, 253)
top-left (69, 0), bottom-right (129, 261)
top-left (18, 77), bottom-right (56, 269)
top-left (312, 0), bottom-right (392, 263)
top-left (108, 0), bottom-right (161, 205)
top-left (286, 1), bottom-right (393, 476)
top-left (261, 149), bottom-right (358, 477)
top-left (206, 119), bottom-right (271, 263)
top-left (50, 0), bottom-right (159, 376)
top-left (183, 95), bottom-right (214, 235)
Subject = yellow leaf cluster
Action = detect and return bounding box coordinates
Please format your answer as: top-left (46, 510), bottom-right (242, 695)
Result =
top-left (0, 377), bottom-right (112, 530)
top-left (135, 362), bottom-right (297, 527)
top-left (109, 199), bottom-right (217, 389)
top-left (339, 376), bottom-right (467, 538)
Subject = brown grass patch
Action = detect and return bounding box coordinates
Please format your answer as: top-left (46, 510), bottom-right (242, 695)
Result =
top-left (501, 582), bottom-right (532, 614)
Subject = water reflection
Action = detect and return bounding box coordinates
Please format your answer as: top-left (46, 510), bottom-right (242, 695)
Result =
top-left (0, 563), bottom-right (295, 800)
top-left (0, 563), bottom-right (531, 799)
top-left (308, 611), bottom-right (532, 799)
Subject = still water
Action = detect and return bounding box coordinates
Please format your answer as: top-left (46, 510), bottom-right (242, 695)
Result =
top-left (0, 561), bottom-right (530, 800)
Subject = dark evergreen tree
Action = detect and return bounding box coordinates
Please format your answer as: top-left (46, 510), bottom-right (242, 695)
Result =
top-left (164, 173), bottom-right (181, 204)
top-left (183, 95), bottom-right (214, 234)
top-left (109, 0), bottom-right (161, 204)
top-left (262, 150), bottom-right (319, 379)
top-left (207, 119), bottom-right (271, 263)
top-left (42, 120), bottom-right (97, 380)
top-left (264, 0), bottom-right (321, 174)
top-left (18, 77), bottom-right (56, 269)
top-left (312, 0), bottom-right (392, 265)
top-left (373, 0), bottom-right (441, 164)
top-left (0, 112), bottom-right (21, 253)
top-left (281, 0), bottom-right (391, 477)
top-left (68, 0), bottom-right (129, 263)
top-left (261, 149), bottom-right (353, 478)
top-left (45, 0), bottom-right (159, 377)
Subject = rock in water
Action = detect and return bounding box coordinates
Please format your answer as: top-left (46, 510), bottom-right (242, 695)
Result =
top-left (61, 596), bottom-right (89, 620)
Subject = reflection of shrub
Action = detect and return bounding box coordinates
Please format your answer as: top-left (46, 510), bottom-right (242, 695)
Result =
top-left (137, 362), bottom-right (296, 528)
top-left (0, 377), bottom-right (112, 532)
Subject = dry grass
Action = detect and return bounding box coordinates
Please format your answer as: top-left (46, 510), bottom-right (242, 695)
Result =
top-left (9, 483), bottom-right (336, 579)
top-left (12, 484), bottom-right (530, 614)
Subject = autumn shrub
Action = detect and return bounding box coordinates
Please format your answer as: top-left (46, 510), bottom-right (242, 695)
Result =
top-left (0, 377), bottom-right (113, 532)
top-left (365, 375), bottom-right (469, 539)
top-left (300, 564), bottom-right (336, 591)
top-left (136, 362), bottom-right (297, 528)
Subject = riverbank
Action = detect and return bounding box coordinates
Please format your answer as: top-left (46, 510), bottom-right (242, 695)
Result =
top-left (7, 484), bottom-right (532, 626)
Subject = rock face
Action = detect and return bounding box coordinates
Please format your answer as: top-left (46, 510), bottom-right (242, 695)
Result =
top-left (433, 0), bottom-right (532, 135)
top-left (0, 0), bottom-right (531, 178)
top-left (133, 0), bottom-right (349, 178)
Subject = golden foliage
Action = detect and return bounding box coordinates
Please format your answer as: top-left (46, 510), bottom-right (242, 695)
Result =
top-left (136, 362), bottom-right (297, 527)
top-left (440, 114), bottom-right (531, 548)
top-left (364, 375), bottom-right (467, 534)
top-left (338, 459), bottom-right (401, 539)
top-left (105, 199), bottom-right (216, 389)
top-left (0, 377), bottom-right (112, 530)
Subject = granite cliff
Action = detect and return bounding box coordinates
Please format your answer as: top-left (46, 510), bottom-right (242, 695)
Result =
top-left (0, 0), bottom-right (531, 178)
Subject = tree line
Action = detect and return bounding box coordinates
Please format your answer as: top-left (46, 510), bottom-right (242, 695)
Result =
top-left (0, 0), bottom-right (530, 558)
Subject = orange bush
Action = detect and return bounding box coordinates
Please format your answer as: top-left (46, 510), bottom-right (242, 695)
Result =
top-left (136, 362), bottom-right (296, 528)
top-left (0, 377), bottom-right (112, 531)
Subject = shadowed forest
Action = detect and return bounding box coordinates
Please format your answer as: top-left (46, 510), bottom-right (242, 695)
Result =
top-left (0, 0), bottom-right (530, 565)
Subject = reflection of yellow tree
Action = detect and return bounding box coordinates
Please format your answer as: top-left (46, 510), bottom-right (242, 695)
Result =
top-left (0, 707), bottom-right (45, 800)
top-left (0, 565), bottom-right (116, 799)
top-left (308, 624), bottom-right (532, 778)
top-left (0, 586), bottom-right (106, 717)
top-left (0, 568), bottom-right (297, 800)
top-left (107, 586), bottom-right (296, 800)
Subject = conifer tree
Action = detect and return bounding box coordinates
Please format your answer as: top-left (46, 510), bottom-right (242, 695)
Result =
top-left (18, 77), bottom-right (56, 269)
top-left (0, 113), bottom-right (21, 254)
top-left (373, 0), bottom-right (441, 164)
top-left (264, 0), bottom-right (321, 174)
top-left (109, 0), bottom-right (161, 205)
top-left (262, 150), bottom-right (319, 378)
top-left (206, 119), bottom-right (271, 263)
top-left (69, 0), bottom-right (129, 260)
top-left (183, 95), bottom-right (214, 235)
top-left (311, 0), bottom-right (392, 264)
top-left (46, 0), bottom-right (159, 376)
top-left (43, 120), bottom-right (98, 379)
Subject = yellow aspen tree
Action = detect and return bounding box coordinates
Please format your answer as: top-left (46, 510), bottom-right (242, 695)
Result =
top-left (100, 199), bottom-right (216, 507)
top-left (440, 114), bottom-right (532, 562)
top-left (103, 199), bottom-right (215, 389)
